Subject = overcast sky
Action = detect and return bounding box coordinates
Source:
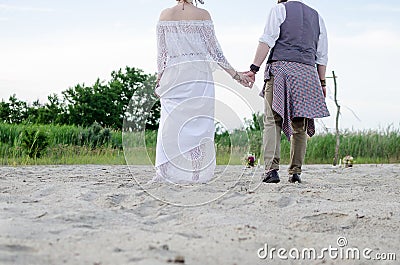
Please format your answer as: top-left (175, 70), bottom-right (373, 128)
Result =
top-left (1, 0), bottom-right (399, 131)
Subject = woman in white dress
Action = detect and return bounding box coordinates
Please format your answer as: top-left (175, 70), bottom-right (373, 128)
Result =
top-left (154, 0), bottom-right (252, 183)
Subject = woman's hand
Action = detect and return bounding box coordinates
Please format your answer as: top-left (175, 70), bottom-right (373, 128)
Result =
top-left (240, 72), bottom-right (255, 88)
top-left (233, 71), bottom-right (254, 88)
top-left (154, 76), bottom-right (161, 98)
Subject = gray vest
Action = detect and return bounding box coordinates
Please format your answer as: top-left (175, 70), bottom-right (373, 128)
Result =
top-left (268, 1), bottom-right (320, 66)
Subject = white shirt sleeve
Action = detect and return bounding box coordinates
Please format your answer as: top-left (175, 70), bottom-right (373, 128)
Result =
top-left (157, 24), bottom-right (168, 76)
top-left (259, 4), bottom-right (286, 48)
top-left (316, 15), bottom-right (328, 65)
top-left (203, 23), bottom-right (233, 70)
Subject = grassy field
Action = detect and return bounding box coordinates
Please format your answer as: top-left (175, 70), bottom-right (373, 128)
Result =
top-left (0, 123), bottom-right (399, 166)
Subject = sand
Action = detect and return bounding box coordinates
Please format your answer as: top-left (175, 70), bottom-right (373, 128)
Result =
top-left (0, 164), bottom-right (399, 265)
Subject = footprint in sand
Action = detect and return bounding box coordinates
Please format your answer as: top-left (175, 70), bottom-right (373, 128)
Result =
top-left (95, 193), bottom-right (128, 208)
top-left (276, 196), bottom-right (295, 208)
top-left (292, 212), bottom-right (356, 232)
top-left (0, 244), bottom-right (35, 252)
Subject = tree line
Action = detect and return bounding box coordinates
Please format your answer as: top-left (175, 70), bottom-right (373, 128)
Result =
top-left (0, 67), bottom-right (160, 130)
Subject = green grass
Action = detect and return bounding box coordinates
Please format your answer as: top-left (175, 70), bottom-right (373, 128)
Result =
top-left (0, 144), bottom-right (125, 166)
top-left (303, 129), bottom-right (400, 164)
top-left (1, 123), bottom-right (399, 166)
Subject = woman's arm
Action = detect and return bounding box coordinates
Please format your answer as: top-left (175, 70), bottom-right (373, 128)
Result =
top-left (202, 18), bottom-right (253, 87)
top-left (156, 24), bottom-right (167, 88)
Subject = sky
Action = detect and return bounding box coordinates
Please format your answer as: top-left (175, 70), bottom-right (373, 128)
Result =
top-left (1, 0), bottom-right (399, 132)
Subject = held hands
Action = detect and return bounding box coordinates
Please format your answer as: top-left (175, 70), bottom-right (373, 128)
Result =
top-left (233, 71), bottom-right (255, 88)
top-left (233, 64), bottom-right (258, 88)
top-left (244, 71), bottom-right (256, 82)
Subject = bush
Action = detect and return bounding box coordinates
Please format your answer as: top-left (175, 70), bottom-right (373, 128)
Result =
top-left (21, 128), bottom-right (49, 158)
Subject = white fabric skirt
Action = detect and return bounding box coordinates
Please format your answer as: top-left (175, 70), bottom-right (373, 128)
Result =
top-left (154, 62), bottom-right (216, 183)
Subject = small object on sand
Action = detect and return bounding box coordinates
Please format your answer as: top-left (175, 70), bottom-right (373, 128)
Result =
top-left (356, 213), bottom-right (365, 219)
top-left (343, 155), bottom-right (354, 168)
top-left (244, 153), bottom-right (256, 168)
top-left (161, 244), bottom-right (169, 250)
top-left (35, 212), bottom-right (48, 219)
top-left (113, 247), bottom-right (123, 253)
top-left (167, 255), bottom-right (185, 264)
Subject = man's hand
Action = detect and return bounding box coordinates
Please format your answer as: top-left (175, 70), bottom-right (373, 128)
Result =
top-left (233, 72), bottom-right (254, 88)
top-left (244, 71), bottom-right (256, 88)
top-left (244, 71), bottom-right (256, 81)
top-left (239, 72), bottom-right (254, 88)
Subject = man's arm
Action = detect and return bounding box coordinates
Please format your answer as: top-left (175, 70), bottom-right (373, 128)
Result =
top-left (246, 42), bottom-right (270, 81)
top-left (253, 42), bottom-right (271, 68)
top-left (317, 64), bottom-right (327, 97)
top-left (317, 64), bottom-right (326, 81)
top-left (247, 4), bottom-right (285, 79)
top-left (316, 15), bottom-right (328, 97)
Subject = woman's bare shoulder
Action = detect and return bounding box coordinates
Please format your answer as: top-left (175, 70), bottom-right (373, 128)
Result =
top-left (158, 6), bottom-right (212, 21)
top-left (159, 8), bottom-right (172, 21)
top-left (197, 8), bottom-right (212, 20)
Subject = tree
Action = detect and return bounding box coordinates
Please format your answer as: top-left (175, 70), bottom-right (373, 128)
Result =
top-left (40, 94), bottom-right (64, 124)
top-left (0, 100), bottom-right (11, 123)
top-left (0, 66), bottom-right (161, 130)
top-left (62, 81), bottom-right (108, 127)
top-left (123, 73), bottom-right (160, 131)
top-left (62, 66), bottom-right (157, 130)
top-left (8, 94), bottom-right (28, 123)
top-left (108, 67), bottom-right (159, 130)
top-left (26, 100), bottom-right (42, 123)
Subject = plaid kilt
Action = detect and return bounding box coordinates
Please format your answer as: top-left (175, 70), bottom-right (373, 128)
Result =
top-left (269, 61), bottom-right (330, 140)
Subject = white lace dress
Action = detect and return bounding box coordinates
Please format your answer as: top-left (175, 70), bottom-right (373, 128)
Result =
top-left (154, 20), bottom-right (234, 183)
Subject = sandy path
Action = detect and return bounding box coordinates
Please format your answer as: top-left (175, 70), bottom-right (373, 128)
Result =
top-left (0, 164), bottom-right (399, 265)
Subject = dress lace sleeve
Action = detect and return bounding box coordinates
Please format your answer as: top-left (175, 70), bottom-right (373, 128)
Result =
top-left (157, 24), bottom-right (168, 78)
top-left (200, 22), bottom-right (234, 70)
